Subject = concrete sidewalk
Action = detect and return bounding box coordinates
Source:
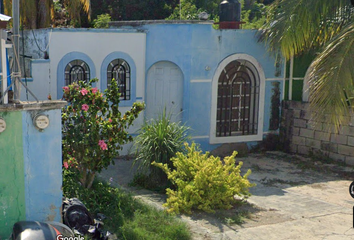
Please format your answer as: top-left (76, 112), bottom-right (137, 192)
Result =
top-left (98, 152), bottom-right (354, 240)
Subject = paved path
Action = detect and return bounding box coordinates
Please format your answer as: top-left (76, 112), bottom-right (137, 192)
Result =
top-left (98, 152), bottom-right (354, 240)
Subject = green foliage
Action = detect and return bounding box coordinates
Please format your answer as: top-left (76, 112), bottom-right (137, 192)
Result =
top-left (166, 0), bottom-right (205, 20)
top-left (152, 142), bottom-right (255, 214)
top-left (133, 110), bottom-right (190, 185)
top-left (242, 2), bottom-right (268, 29)
top-left (61, 78), bottom-right (144, 188)
top-left (110, 0), bottom-right (175, 20)
top-left (120, 209), bottom-right (191, 240)
top-left (93, 14), bottom-right (111, 28)
top-left (166, 0), bottom-right (269, 28)
top-left (62, 168), bottom-right (191, 239)
top-left (259, 0), bottom-right (354, 131)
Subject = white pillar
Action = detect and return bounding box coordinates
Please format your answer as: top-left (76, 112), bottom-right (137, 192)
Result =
top-left (289, 55), bottom-right (294, 100)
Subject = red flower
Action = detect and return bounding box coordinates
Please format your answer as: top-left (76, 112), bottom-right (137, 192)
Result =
top-left (82, 104), bottom-right (89, 111)
top-left (92, 87), bottom-right (98, 94)
top-left (98, 140), bottom-right (108, 150)
top-left (63, 162), bottom-right (69, 169)
top-left (80, 88), bottom-right (89, 96)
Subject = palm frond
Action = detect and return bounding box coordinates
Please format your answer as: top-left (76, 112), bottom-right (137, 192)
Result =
top-left (65, 0), bottom-right (91, 24)
top-left (80, 0), bottom-right (91, 14)
top-left (308, 22), bottom-right (354, 130)
top-left (3, 0), bottom-right (12, 17)
top-left (259, 0), bottom-right (354, 59)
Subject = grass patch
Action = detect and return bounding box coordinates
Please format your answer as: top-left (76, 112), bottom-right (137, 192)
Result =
top-left (63, 169), bottom-right (191, 240)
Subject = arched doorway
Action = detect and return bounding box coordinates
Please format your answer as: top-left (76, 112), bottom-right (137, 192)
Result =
top-left (146, 61), bottom-right (184, 122)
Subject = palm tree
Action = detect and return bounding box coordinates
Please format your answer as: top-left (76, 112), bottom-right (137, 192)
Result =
top-left (3, 0), bottom-right (52, 28)
top-left (259, 0), bottom-right (354, 130)
top-left (63, 0), bottom-right (91, 27)
top-left (3, 0), bottom-right (90, 28)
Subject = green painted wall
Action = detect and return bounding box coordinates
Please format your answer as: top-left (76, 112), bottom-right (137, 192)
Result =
top-left (0, 111), bottom-right (26, 238)
top-left (284, 80), bottom-right (304, 102)
top-left (283, 52), bottom-right (316, 102)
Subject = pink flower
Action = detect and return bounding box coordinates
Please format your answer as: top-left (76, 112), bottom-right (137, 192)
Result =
top-left (108, 118), bottom-right (112, 123)
top-left (82, 104), bottom-right (89, 111)
top-left (80, 88), bottom-right (89, 96)
top-left (98, 140), bottom-right (108, 150)
top-left (63, 162), bottom-right (69, 169)
top-left (92, 87), bottom-right (98, 94)
top-left (63, 86), bottom-right (69, 92)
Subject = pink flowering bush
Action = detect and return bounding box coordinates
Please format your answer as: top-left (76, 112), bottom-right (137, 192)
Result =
top-left (62, 78), bottom-right (144, 188)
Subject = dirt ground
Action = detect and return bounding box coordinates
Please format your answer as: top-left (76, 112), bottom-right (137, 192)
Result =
top-left (99, 151), bottom-right (354, 240)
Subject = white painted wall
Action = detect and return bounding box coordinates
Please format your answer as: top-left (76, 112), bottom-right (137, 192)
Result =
top-left (21, 30), bottom-right (147, 155)
top-left (20, 60), bottom-right (50, 101)
top-left (48, 30), bottom-right (146, 100)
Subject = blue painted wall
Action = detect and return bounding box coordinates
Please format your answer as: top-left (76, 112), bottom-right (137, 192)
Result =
top-left (23, 24), bottom-right (283, 153)
top-left (22, 109), bottom-right (63, 222)
top-left (143, 24), bottom-right (282, 150)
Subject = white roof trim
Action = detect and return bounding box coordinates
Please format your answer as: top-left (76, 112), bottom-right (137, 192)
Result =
top-left (0, 14), bottom-right (11, 21)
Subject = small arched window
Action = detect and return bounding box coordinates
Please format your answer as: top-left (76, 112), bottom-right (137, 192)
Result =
top-left (64, 59), bottom-right (90, 86)
top-left (216, 60), bottom-right (260, 136)
top-left (107, 59), bottom-right (130, 100)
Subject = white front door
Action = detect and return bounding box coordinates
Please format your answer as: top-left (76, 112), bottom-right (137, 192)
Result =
top-left (146, 61), bottom-right (183, 122)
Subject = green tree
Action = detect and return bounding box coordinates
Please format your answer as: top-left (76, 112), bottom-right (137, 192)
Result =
top-left (3, 0), bottom-right (53, 28)
top-left (260, 0), bottom-right (354, 130)
top-left (93, 13), bottom-right (111, 28)
top-left (167, 0), bottom-right (205, 20)
top-left (61, 0), bottom-right (91, 27)
top-left (90, 0), bottom-right (178, 21)
top-left (61, 79), bottom-right (144, 188)
top-left (167, 0), bottom-right (269, 29)
top-left (3, 0), bottom-right (90, 28)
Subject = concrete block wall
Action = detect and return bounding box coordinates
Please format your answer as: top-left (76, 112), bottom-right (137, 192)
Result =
top-left (0, 101), bottom-right (66, 238)
top-left (281, 101), bottom-right (354, 166)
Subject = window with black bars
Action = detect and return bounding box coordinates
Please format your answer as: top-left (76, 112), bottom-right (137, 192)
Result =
top-left (107, 59), bottom-right (130, 100)
top-left (64, 59), bottom-right (90, 86)
top-left (216, 60), bottom-right (260, 137)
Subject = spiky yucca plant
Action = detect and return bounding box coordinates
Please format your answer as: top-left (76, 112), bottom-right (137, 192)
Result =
top-left (134, 109), bottom-right (190, 184)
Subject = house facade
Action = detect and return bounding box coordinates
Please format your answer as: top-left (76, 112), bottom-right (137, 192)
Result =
top-left (19, 21), bottom-right (284, 153)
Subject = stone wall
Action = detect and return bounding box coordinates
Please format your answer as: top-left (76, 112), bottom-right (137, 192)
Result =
top-left (281, 101), bottom-right (354, 166)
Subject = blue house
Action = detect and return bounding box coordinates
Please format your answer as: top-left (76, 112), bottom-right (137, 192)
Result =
top-left (20, 20), bottom-right (284, 153)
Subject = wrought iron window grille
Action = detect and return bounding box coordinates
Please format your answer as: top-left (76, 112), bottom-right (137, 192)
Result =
top-left (107, 59), bottom-right (131, 101)
top-left (64, 59), bottom-right (90, 86)
top-left (216, 60), bottom-right (260, 137)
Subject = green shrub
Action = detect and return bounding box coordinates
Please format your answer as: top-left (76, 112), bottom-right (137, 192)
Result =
top-left (133, 110), bottom-right (190, 186)
top-left (62, 78), bottom-right (144, 188)
top-left (152, 142), bottom-right (255, 214)
top-left (93, 13), bottom-right (111, 28)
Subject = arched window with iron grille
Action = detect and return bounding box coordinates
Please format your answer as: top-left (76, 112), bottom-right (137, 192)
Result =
top-left (64, 59), bottom-right (90, 86)
top-left (107, 59), bottom-right (130, 100)
top-left (216, 60), bottom-right (260, 137)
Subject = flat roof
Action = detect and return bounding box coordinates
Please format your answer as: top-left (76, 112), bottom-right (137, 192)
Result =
top-left (109, 20), bottom-right (214, 28)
